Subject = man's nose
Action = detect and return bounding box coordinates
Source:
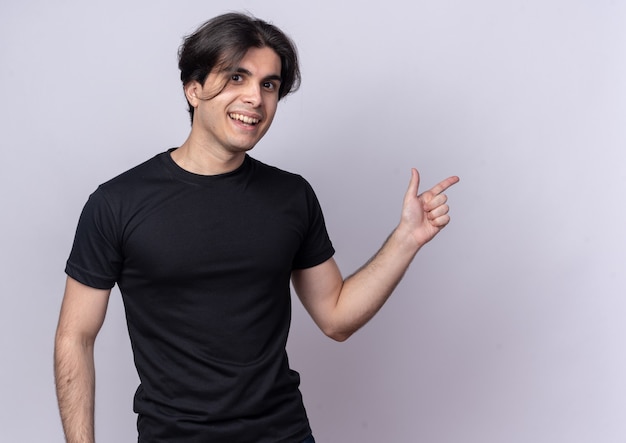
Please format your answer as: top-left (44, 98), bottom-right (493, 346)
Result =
top-left (242, 83), bottom-right (262, 107)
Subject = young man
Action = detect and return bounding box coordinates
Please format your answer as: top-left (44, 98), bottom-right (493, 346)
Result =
top-left (54, 12), bottom-right (459, 443)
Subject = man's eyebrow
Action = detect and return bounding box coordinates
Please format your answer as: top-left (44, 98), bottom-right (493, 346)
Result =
top-left (234, 67), bottom-right (282, 83)
top-left (233, 67), bottom-right (252, 76)
top-left (264, 74), bottom-right (282, 83)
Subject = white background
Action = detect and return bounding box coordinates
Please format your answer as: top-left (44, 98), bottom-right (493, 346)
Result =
top-left (2, 0), bottom-right (625, 441)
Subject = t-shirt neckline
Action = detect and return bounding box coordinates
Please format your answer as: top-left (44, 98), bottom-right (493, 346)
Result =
top-left (161, 148), bottom-right (252, 186)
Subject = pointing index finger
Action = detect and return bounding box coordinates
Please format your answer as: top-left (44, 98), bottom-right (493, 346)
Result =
top-left (429, 176), bottom-right (460, 196)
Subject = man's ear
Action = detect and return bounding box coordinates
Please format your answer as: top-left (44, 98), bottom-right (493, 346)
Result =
top-left (184, 81), bottom-right (202, 108)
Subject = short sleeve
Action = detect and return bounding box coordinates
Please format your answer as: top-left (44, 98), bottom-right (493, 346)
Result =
top-left (291, 179), bottom-right (335, 269)
top-left (65, 187), bottom-right (123, 289)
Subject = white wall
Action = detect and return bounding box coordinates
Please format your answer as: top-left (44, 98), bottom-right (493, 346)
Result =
top-left (2, 0), bottom-right (625, 441)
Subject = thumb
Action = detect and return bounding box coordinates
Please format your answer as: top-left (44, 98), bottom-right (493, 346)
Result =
top-left (406, 168), bottom-right (420, 198)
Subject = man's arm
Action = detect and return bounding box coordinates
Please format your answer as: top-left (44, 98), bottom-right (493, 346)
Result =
top-left (54, 276), bottom-right (111, 443)
top-left (292, 168), bottom-right (459, 342)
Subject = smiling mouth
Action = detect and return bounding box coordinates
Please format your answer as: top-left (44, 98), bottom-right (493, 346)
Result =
top-left (229, 113), bottom-right (260, 125)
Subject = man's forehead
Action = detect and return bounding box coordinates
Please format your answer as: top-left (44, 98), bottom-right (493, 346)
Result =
top-left (217, 46), bottom-right (281, 75)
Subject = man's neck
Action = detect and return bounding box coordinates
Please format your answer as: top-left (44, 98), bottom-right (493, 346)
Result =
top-left (171, 139), bottom-right (246, 176)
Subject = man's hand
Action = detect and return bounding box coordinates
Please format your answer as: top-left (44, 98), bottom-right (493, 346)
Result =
top-left (400, 168), bottom-right (460, 248)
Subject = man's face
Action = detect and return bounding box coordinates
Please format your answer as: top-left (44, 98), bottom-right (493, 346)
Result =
top-left (188, 46), bottom-right (282, 156)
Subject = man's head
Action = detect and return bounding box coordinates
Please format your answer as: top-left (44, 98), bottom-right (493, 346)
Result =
top-left (178, 12), bottom-right (301, 124)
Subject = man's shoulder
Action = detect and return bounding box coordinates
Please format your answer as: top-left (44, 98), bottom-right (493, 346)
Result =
top-left (98, 150), bottom-right (169, 190)
top-left (248, 156), bottom-right (309, 187)
top-left (85, 150), bottom-right (172, 210)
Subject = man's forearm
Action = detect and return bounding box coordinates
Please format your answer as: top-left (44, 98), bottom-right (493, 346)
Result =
top-left (332, 225), bottom-right (422, 340)
top-left (54, 336), bottom-right (96, 443)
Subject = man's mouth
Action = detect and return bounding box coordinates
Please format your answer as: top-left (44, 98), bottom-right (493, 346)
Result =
top-left (229, 113), bottom-right (260, 126)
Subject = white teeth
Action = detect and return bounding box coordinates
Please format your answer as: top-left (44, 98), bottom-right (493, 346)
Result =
top-left (229, 113), bottom-right (259, 125)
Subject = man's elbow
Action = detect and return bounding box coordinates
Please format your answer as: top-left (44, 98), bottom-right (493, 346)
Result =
top-left (322, 325), bottom-right (355, 342)
top-left (54, 327), bottom-right (96, 356)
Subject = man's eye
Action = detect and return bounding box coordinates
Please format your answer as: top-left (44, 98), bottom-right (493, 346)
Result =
top-left (230, 74), bottom-right (243, 82)
top-left (263, 82), bottom-right (277, 90)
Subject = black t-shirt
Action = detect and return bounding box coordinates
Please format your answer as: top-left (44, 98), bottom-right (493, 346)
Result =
top-left (66, 150), bottom-right (335, 442)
